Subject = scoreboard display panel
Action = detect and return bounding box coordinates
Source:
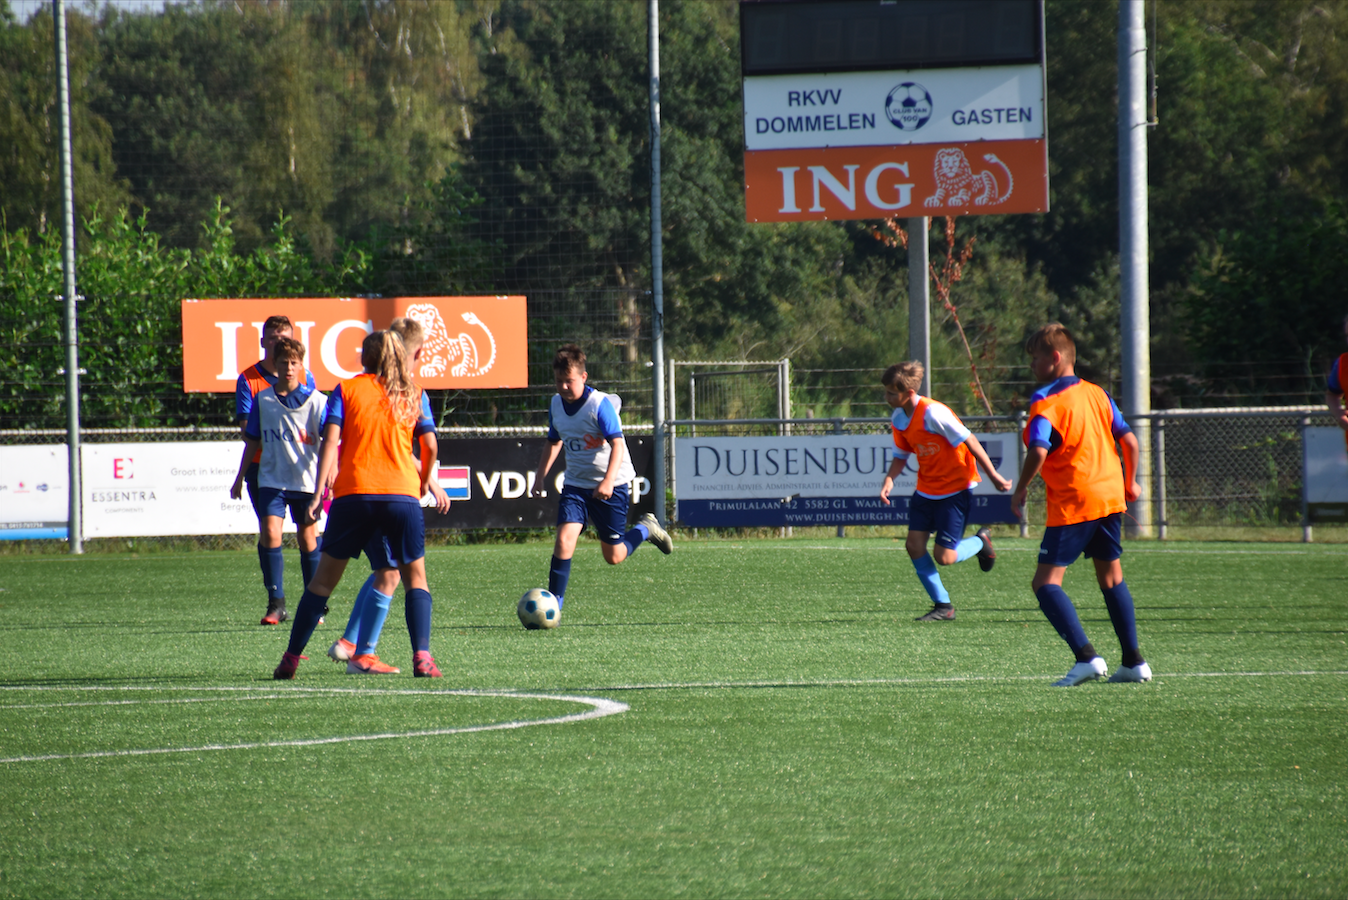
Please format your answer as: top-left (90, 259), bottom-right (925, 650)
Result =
top-left (742, 0), bottom-right (1041, 75)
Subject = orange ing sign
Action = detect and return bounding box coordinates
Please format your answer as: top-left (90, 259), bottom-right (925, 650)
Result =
top-left (180, 296), bottom-right (528, 392)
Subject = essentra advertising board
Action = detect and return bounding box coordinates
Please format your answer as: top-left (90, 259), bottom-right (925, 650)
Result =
top-left (675, 434), bottom-right (1017, 527)
top-left (181, 296), bottom-right (527, 392)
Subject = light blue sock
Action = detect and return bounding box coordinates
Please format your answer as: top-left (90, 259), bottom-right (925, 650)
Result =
top-left (911, 553), bottom-right (950, 605)
top-left (342, 573), bottom-right (377, 645)
top-left (953, 536), bottom-right (983, 563)
top-left (356, 588), bottom-right (393, 656)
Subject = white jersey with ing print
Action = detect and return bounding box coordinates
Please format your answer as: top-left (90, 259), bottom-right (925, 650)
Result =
top-left (548, 385), bottom-right (636, 489)
top-left (252, 385), bottom-right (327, 492)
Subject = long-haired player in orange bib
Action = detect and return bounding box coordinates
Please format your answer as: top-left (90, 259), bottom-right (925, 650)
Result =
top-left (1010, 324), bottom-right (1152, 687)
top-left (273, 331), bottom-right (450, 680)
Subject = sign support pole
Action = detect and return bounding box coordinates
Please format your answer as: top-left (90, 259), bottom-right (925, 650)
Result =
top-left (907, 217), bottom-right (931, 396)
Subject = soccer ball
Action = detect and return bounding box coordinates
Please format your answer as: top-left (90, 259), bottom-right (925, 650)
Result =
top-left (517, 588), bottom-right (561, 630)
top-left (885, 82), bottom-right (933, 132)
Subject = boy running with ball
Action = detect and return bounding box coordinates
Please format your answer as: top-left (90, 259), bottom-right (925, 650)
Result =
top-left (1010, 324), bottom-right (1152, 686)
top-left (879, 361), bottom-right (1011, 620)
top-left (530, 344), bottom-right (671, 613)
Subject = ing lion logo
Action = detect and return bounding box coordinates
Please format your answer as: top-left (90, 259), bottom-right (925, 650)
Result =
top-left (924, 148), bottom-right (1014, 208)
top-left (403, 304), bottom-right (498, 380)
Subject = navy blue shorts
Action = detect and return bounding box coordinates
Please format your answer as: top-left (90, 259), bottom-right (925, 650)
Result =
top-left (256, 486), bottom-right (317, 526)
top-left (244, 461), bottom-right (261, 519)
top-left (908, 491), bottom-right (972, 550)
top-left (320, 496), bottom-right (425, 564)
top-left (1038, 512), bottom-right (1123, 567)
top-left (364, 534), bottom-right (398, 571)
top-left (557, 484), bottom-right (631, 544)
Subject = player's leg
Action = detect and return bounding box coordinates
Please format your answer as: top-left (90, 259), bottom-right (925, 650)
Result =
top-left (332, 536), bottom-right (396, 663)
top-left (274, 498), bottom-right (365, 678)
top-left (1084, 514), bottom-right (1151, 682)
top-left (245, 462), bottom-right (275, 617)
top-left (931, 491), bottom-right (982, 567)
top-left (549, 487), bottom-right (588, 608)
top-left (906, 496), bottom-right (953, 620)
top-left (595, 486), bottom-right (641, 565)
top-left (378, 498), bottom-right (439, 677)
top-left (291, 493), bottom-right (321, 589)
top-left (257, 492), bottom-right (288, 624)
top-left (1033, 523), bottom-right (1107, 686)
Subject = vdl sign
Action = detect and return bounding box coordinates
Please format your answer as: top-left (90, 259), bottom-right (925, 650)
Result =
top-left (740, 0), bottom-right (1048, 222)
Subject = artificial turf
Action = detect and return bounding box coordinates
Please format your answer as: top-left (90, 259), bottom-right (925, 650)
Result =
top-left (0, 537), bottom-right (1344, 898)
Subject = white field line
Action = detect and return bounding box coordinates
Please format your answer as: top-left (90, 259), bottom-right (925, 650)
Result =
top-left (0, 688), bottom-right (628, 764)
top-left (571, 670), bottom-right (1348, 692)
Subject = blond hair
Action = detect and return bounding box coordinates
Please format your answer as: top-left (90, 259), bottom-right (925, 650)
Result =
top-left (882, 361), bottom-right (924, 393)
top-left (1025, 323), bottom-right (1076, 365)
top-left (389, 316), bottom-right (425, 356)
top-left (361, 330), bottom-right (421, 424)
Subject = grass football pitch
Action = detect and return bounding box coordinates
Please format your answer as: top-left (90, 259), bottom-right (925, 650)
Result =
top-left (0, 537), bottom-right (1344, 899)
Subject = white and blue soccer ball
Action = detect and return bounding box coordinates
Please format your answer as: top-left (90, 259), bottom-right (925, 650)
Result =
top-left (517, 588), bottom-right (561, 630)
top-left (885, 82), bottom-right (933, 131)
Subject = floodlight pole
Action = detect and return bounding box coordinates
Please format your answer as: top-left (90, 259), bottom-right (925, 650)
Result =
top-left (1120, 0), bottom-right (1152, 537)
top-left (907, 217), bottom-right (931, 396)
top-left (54, 0), bottom-right (82, 554)
top-left (648, 0), bottom-right (668, 526)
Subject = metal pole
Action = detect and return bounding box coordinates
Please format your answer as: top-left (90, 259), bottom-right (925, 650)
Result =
top-left (907, 217), bottom-right (931, 396)
top-left (1301, 415), bottom-right (1313, 543)
top-left (648, 0), bottom-right (667, 526)
top-left (1120, 0), bottom-right (1152, 538)
top-left (1155, 415), bottom-right (1168, 540)
top-left (54, 0), bottom-right (82, 554)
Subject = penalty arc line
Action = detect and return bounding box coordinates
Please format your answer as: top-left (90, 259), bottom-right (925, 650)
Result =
top-left (0, 689), bottom-right (628, 764)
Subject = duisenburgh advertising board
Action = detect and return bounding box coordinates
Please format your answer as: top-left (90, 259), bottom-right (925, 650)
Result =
top-left (674, 434), bottom-right (1017, 527)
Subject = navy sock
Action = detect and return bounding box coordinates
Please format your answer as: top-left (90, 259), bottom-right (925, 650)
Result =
top-left (548, 556), bottom-right (572, 608)
top-left (1101, 580), bottom-right (1143, 666)
top-left (1034, 584), bottom-right (1091, 655)
top-left (619, 525), bottom-right (645, 559)
top-left (285, 589), bottom-right (329, 655)
top-left (299, 549), bottom-right (321, 589)
top-left (261, 544), bottom-right (285, 600)
top-left (405, 587), bottom-right (432, 653)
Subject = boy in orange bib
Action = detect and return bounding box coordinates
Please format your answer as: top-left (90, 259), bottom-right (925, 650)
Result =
top-left (1010, 324), bottom-right (1152, 687)
top-left (879, 362), bottom-right (1010, 620)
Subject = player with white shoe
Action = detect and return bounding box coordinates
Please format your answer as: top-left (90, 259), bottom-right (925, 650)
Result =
top-left (1010, 324), bottom-right (1152, 687)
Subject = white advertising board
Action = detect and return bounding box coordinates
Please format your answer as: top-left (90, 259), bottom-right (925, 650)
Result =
top-left (1304, 426), bottom-right (1348, 523)
top-left (81, 442), bottom-right (284, 538)
top-left (0, 445), bottom-right (69, 539)
top-left (743, 64), bottom-right (1044, 151)
top-left (675, 433), bottom-right (1014, 498)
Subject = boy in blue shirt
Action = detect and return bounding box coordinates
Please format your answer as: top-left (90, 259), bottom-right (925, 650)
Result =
top-left (529, 344), bottom-right (671, 615)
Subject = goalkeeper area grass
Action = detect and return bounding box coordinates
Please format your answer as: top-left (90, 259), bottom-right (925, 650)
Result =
top-left (0, 537), bottom-right (1344, 898)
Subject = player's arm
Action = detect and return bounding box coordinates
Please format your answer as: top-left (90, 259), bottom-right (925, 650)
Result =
top-left (230, 437), bottom-right (260, 500)
top-left (1010, 445), bottom-right (1047, 520)
top-left (530, 440), bottom-right (562, 498)
top-left (880, 453), bottom-right (909, 505)
top-left (595, 436), bottom-right (625, 500)
top-left (964, 435), bottom-right (1012, 492)
top-left (1118, 431), bottom-right (1142, 503)
top-left (308, 421), bottom-right (342, 521)
top-left (417, 432), bottom-right (450, 513)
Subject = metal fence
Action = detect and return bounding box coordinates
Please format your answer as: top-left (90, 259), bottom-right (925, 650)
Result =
top-left (5, 405), bottom-right (1338, 549)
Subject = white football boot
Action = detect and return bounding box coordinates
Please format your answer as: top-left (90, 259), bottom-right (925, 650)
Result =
top-left (1053, 656), bottom-right (1108, 687)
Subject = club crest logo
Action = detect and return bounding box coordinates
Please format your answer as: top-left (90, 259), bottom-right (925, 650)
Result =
top-left (885, 82), bottom-right (933, 132)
